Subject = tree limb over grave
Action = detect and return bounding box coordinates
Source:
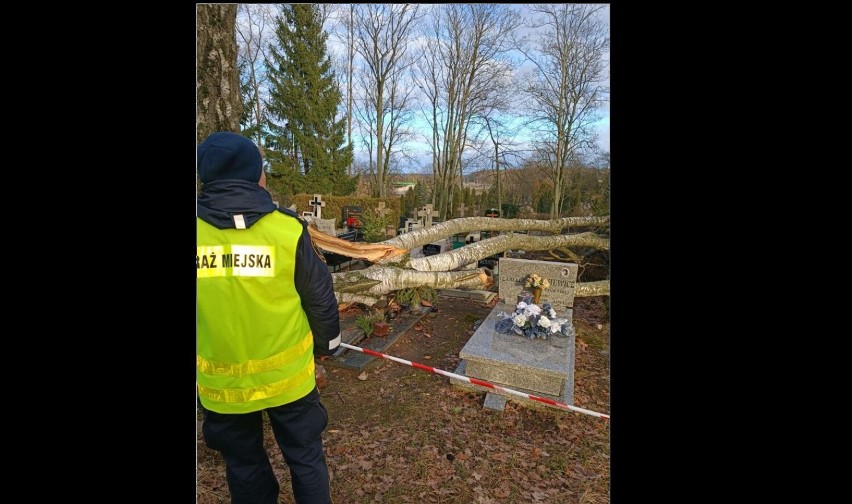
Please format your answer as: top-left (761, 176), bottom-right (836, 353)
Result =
top-left (406, 232), bottom-right (608, 272)
top-left (307, 216), bottom-right (610, 306)
top-left (332, 267), bottom-right (493, 306)
top-left (307, 227), bottom-right (407, 262)
top-left (381, 216), bottom-right (609, 251)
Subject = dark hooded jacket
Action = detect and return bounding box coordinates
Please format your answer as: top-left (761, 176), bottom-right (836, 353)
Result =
top-left (197, 179), bottom-right (341, 355)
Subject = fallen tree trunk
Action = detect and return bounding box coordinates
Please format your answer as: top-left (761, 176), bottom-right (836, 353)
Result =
top-left (332, 266), bottom-right (493, 305)
top-left (382, 216), bottom-right (609, 251)
top-left (306, 215), bottom-right (610, 306)
top-left (405, 232), bottom-right (608, 271)
top-left (575, 280), bottom-right (610, 298)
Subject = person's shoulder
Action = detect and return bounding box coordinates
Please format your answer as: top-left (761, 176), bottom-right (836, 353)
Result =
top-left (275, 207), bottom-right (308, 226)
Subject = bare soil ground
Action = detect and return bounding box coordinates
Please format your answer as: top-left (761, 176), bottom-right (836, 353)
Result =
top-left (197, 295), bottom-right (610, 503)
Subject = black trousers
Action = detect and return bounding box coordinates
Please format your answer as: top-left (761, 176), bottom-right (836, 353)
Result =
top-left (200, 387), bottom-right (331, 504)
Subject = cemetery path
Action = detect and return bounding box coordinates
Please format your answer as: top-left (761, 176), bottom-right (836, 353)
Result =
top-left (197, 296), bottom-right (611, 504)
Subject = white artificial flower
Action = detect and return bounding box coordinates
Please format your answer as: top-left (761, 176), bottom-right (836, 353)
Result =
top-left (538, 316), bottom-right (551, 328)
top-left (513, 314), bottom-right (528, 327)
top-left (516, 301), bottom-right (528, 310)
top-left (549, 308), bottom-right (557, 318)
top-left (550, 322), bottom-right (561, 333)
top-left (526, 304), bottom-right (542, 315)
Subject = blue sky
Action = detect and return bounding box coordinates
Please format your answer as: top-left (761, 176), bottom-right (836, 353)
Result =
top-left (237, 4), bottom-right (609, 172)
top-left (334, 4), bottom-right (610, 172)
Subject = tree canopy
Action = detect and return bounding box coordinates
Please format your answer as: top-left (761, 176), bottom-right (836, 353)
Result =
top-left (265, 4), bottom-right (356, 196)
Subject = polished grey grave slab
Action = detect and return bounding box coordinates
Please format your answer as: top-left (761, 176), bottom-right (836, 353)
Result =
top-left (451, 258), bottom-right (578, 411)
top-left (450, 300), bottom-right (575, 412)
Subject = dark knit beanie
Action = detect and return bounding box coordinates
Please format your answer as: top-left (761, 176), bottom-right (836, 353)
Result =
top-left (197, 132), bottom-right (262, 184)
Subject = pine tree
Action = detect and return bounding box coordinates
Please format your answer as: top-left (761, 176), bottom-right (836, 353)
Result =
top-left (265, 4), bottom-right (356, 195)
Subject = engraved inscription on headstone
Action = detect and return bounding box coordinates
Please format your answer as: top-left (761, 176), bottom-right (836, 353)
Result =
top-left (498, 258), bottom-right (578, 311)
top-left (313, 218), bottom-right (337, 236)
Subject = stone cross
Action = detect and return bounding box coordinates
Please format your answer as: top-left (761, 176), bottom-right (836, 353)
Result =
top-left (376, 201), bottom-right (390, 218)
top-left (309, 194), bottom-right (326, 218)
top-left (458, 202), bottom-right (467, 218)
top-left (417, 204), bottom-right (434, 228)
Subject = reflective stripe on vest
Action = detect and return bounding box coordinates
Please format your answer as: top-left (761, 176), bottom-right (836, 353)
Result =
top-left (197, 212), bottom-right (315, 413)
top-left (196, 332), bottom-right (313, 378)
top-left (197, 359), bottom-right (315, 403)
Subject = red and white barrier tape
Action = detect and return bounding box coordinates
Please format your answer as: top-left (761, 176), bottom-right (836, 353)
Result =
top-left (339, 342), bottom-right (610, 421)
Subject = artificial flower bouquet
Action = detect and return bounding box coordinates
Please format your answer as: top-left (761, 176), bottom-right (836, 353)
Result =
top-left (525, 273), bottom-right (551, 289)
top-left (495, 301), bottom-right (574, 340)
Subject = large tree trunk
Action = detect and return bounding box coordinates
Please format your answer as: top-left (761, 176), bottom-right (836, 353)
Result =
top-left (197, 4), bottom-right (242, 143)
top-left (311, 216), bottom-right (610, 305)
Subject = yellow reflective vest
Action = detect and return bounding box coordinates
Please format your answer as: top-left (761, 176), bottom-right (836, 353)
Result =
top-left (196, 212), bottom-right (315, 413)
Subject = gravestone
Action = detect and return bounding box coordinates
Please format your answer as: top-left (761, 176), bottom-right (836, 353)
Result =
top-left (410, 238), bottom-right (451, 259)
top-left (458, 202), bottom-right (467, 218)
top-left (498, 258), bottom-right (579, 312)
top-left (313, 217), bottom-right (337, 237)
top-left (422, 243), bottom-right (442, 256)
top-left (404, 219), bottom-right (422, 233)
top-left (342, 205), bottom-right (363, 229)
top-left (323, 227), bottom-right (362, 271)
top-left (477, 254), bottom-right (501, 274)
top-left (376, 201), bottom-right (390, 218)
top-left (417, 204), bottom-right (434, 228)
top-left (450, 257), bottom-right (579, 412)
top-left (309, 194), bottom-right (326, 219)
top-left (374, 202), bottom-right (394, 237)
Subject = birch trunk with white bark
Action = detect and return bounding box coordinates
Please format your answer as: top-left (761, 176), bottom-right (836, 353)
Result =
top-left (306, 216), bottom-right (610, 306)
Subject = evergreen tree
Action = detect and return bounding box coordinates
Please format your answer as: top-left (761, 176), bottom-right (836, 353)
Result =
top-left (238, 58), bottom-right (262, 141)
top-left (265, 4), bottom-right (356, 195)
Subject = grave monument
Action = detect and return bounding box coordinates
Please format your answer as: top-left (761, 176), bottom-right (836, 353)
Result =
top-left (450, 258), bottom-right (579, 412)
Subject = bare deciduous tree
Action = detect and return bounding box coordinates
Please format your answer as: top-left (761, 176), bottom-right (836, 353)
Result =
top-left (415, 4), bottom-right (521, 221)
top-left (196, 7), bottom-right (611, 306)
top-left (236, 4), bottom-right (278, 146)
top-left (349, 4), bottom-right (423, 197)
top-left (517, 4), bottom-right (610, 218)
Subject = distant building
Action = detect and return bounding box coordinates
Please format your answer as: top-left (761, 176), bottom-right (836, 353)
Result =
top-left (391, 181), bottom-right (417, 196)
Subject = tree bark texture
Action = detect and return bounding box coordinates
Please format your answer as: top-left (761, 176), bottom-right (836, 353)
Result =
top-left (381, 216), bottom-right (609, 251)
top-left (197, 4), bottom-right (242, 142)
top-left (314, 216), bottom-right (610, 305)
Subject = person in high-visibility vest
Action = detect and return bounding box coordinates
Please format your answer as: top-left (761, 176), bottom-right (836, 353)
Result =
top-left (197, 132), bottom-right (341, 504)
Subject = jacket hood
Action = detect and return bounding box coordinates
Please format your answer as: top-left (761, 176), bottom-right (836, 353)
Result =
top-left (196, 179), bottom-right (277, 229)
